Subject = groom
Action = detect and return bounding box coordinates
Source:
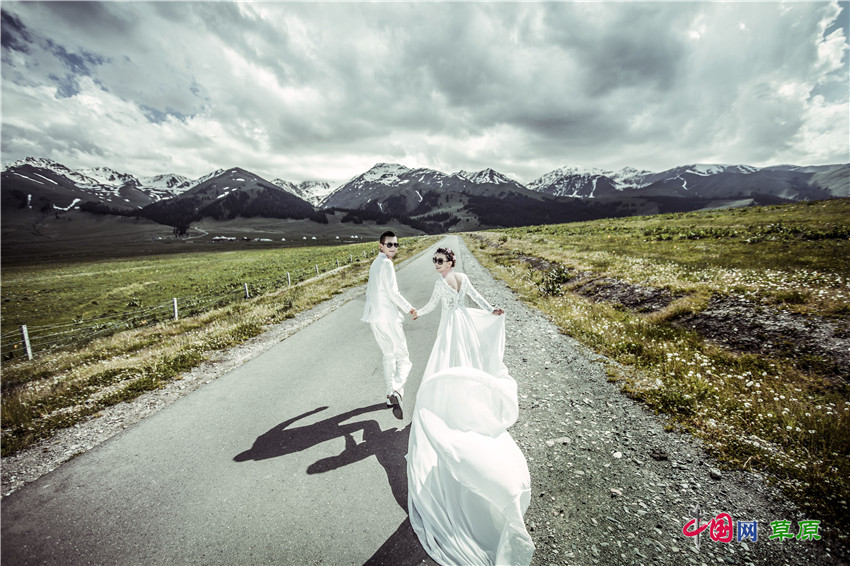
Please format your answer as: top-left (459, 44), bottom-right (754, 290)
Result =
top-left (361, 231), bottom-right (417, 420)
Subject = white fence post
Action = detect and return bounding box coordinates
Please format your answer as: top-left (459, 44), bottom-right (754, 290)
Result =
top-left (337, 259), bottom-right (340, 268)
top-left (315, 264), bottom-right (319, 276)
top-left (173, 298), bottom-right (179, 321)
top-left (287, 272), bottom-right (291, 286)
top-left (20, 325), bottom-right (32, 361)
top-left (244, 283), bottom-right (250, 299)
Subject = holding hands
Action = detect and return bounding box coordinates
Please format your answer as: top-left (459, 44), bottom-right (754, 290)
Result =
top-left (410, 308), bottom-right (418, 320)
top-left (492, 308), bottom-right (505, 316)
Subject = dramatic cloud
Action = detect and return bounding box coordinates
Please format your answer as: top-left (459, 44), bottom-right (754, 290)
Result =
top-left (1, 1), bottom-right (848, 185)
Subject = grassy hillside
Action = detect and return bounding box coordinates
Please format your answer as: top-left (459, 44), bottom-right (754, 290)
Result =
top-left (466, 198), bottom-right (849, 535)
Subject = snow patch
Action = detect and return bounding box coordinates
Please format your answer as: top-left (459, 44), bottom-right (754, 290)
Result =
top-left (13, 173), bottom-right (43, 184)
top-left (689, 164), bottom-right (726, 176)
top-left (34, 173), bottom-right (58, 185)
top-left (53, 198), bottom-right (81, 211)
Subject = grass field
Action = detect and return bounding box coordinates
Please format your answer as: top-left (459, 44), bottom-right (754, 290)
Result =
top-left (0, 236), bottom-right (438, 456)
top-left (3, 242), bottom-right (376, 332)
top-left (464, 198), bottom-right (849, 534)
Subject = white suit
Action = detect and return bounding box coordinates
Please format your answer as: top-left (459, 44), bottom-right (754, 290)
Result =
top-left (361, 252), bottom-right (413, 397)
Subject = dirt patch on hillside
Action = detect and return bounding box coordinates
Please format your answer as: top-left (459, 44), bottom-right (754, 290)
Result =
top-left (515, 253), bottom-right (679, 313)
top-left (573, 277), bottom-right (680, 313)
top-left (675, 295), bottom-right (850, 382)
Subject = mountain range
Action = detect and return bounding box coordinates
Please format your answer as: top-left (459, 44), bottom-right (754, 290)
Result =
top-left (2, 156), bottom-right (848, 238)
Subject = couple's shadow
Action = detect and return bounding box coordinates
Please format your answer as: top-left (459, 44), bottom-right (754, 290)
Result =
top-left (233, 404), bottom-right (431, 565)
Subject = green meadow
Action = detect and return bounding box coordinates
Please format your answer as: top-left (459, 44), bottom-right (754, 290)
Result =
top-left (3, 242), bottom-right (377, 334)
top-left (465, 198), bottom-right (850, 533)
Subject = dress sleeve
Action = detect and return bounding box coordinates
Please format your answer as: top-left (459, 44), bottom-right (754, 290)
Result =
top-left (416, 281), bottom-right (441, 317)
top-left (464, 274), bottom-right (496, 312)
top-left (380, 260), bottom-right (413, 313)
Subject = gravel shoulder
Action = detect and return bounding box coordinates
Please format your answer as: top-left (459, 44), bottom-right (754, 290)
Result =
top-left (3, 239), bottom-right (847, 565)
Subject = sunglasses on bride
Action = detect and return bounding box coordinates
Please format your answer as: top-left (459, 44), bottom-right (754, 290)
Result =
top-left (432, 257), bottom-right (447, 265)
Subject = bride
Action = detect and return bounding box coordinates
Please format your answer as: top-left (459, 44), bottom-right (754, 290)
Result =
top-left (408, 247), bottom-right (534, 566)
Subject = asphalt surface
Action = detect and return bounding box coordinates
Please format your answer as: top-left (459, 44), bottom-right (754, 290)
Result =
top-left (1, 237), bottom-right (465, 566)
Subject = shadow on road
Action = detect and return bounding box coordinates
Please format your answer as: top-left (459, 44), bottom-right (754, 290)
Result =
top-left (233, 404), bottom-right (385, 463)
top-left (233, 404), bottom-right (431, 565)
top-left (364, 518), bottom-right (435, 566)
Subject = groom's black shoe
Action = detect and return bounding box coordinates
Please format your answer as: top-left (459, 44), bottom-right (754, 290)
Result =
top-left (389, 392), bottom-right (403, 420)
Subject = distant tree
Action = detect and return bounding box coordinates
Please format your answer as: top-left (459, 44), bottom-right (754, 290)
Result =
top-left (309, 210), bottom-right (329, 224)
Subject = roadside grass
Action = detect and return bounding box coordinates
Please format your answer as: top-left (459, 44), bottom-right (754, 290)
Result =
top-left (1, 236), bottom-right (438, 457)
top-left (464, 199), bottom-right (849, 534)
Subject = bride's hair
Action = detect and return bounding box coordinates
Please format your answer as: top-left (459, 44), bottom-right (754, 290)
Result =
top-left (436, 247), bottom-right (456, 267)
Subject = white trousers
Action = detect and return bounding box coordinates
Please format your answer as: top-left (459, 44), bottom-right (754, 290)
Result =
top-left (370, 321), bottom-right (412, 397)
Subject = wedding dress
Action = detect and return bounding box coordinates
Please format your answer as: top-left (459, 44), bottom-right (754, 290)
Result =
top-left (407, 273), bottom-right (535, 566)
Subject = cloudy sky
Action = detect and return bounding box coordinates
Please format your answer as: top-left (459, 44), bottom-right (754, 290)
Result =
top-left (2, 1), bottom-right (848, 186)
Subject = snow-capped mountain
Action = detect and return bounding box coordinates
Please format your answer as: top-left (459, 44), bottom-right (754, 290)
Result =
top-left (454, 168), bottom-right (526, 191)
top-left (528, 163), bottom-right (847, 202)
top-left (139, 167), bottom-right (317, 230)
top-left (272, 179), bottom-right (334, 207)
top-left (78, 166), bottom-right (139, 187)
top-left (2, 158), bottom-right (156, 211)
top-left (360, 163), bottom-right (411, 184)
top-left (528, 166), bottom-right (616, 198)
top-left (320, 163), bottom-right (536, 213)
top-left (135, 173), bottom-right (193, 201)
top-left (6, 157), bottom-right (110, 189)
top-left (608, 167), bottom-right (656, 189)
top-left (139, 173), bottom-right (192, 190)
top-left (2, 158), bottom-right (202, 207)
top-left (320, 163), bottom-right (450, 211)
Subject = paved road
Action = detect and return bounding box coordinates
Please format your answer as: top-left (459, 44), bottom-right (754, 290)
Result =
top-left (2, 237), bottom-right (465, 566)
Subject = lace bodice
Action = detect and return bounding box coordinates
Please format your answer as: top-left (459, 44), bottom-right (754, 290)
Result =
top-left (417, 273), bottom-right (495, 318)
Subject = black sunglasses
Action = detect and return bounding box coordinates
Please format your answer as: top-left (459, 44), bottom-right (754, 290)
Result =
top-left (432, 257), bottom-right (446, 265)
top-left (383, 242), bottom-right (400, 248)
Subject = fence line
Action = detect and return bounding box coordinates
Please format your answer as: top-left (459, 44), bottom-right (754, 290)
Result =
top-left (2, 247), bottom-right (375, 363)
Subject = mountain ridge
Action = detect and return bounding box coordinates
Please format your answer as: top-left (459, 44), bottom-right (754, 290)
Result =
top-left (3, 157), bottom-right (847, 237)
